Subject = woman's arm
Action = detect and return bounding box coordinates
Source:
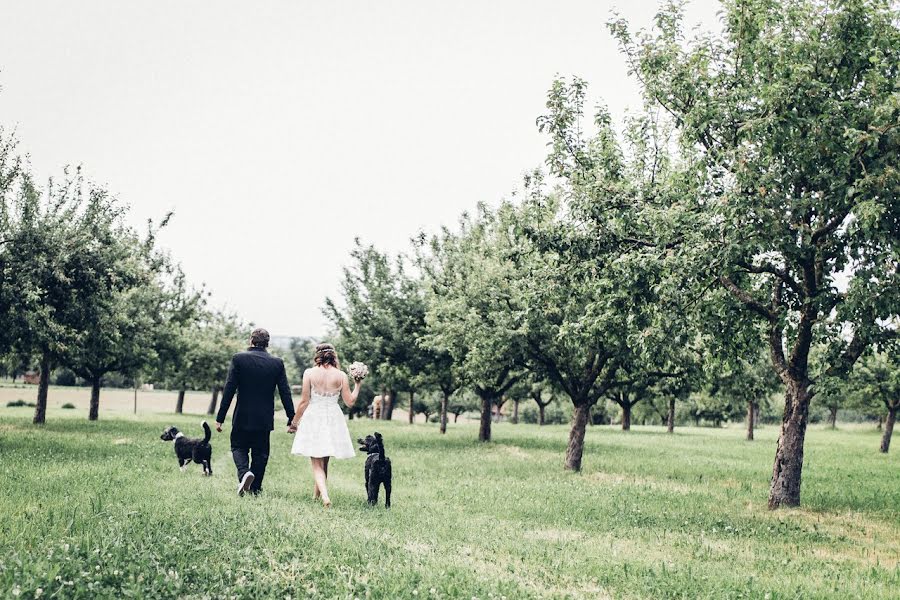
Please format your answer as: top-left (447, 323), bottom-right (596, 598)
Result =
top-left (341, 372), bottom-right (360, 408)
top-left (290, 370), bottom-right (312, 429)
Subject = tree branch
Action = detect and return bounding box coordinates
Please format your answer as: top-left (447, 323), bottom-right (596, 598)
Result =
top-left (811, 209), bottom-right (850, 244)
top-left (719, 275), bottom-right (776, 320)
top-left (736, 259), bottom-right (804, 297)
top-left (824, 331), bottom-right (869, 379)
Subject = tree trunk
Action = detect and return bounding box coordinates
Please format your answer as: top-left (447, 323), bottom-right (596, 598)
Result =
top-left (538, 403), bottom-right (546, 426)
top-left (768, 378), bottom-right (812, 509)
top-left (478, 393), bottom-right (492, 442)
top-left (439, 391), bottom-right (449, 434)
top-left (621, 403), bottom-right (631, 431)
top-left (175, 389), bottom-right (186, 414)
top-left (564, 403), bottom-right (591, 471)
top-left (207, 386), bottom-right (220, 415)
top-left (88, 376), bottom-right (101, 421)
top-left (408, 390), bottom-right (414, 424)
top-left (827, 405), bottom-right (838, 429)
top-left (33, 352), bottom-right (51, 425)
top-left (512, 399), bottom-right (519, 424)
top-left (666, 398), bottom-right (675, 434)
top-left (453, 413), bottom-right (459, 423)
top-left (747, 401), bottom-right (755, 441)
top-left (880, 407), bottom-right (895, 454)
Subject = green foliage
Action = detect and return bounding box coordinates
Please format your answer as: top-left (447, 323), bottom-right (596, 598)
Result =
top-left (159, 311), bottom-right (248, 393)
top-left (845, 350), bottom-right (900, 417)
top-left (284, 336), bottom-right (317, 384)
top-left (419, 209), bottom-right (527, 402)
top-left (6, 399), bottom-right (33, 407)
top-left (325, 241), bottom-right (427, 411)
top-left (609, 0), bottom-right (900, 506)
top-left (0, 124), bottom-right (228, 420)
top-left (52, 369), bottom-right (77, 387)
top-left (610, 0), bottom-right (900, 382)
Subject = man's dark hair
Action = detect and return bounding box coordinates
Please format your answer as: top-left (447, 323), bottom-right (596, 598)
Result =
top-left (250, 328), bottom-right (270, 348)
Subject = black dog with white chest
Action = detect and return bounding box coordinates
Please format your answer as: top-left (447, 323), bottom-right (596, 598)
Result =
top-left (357, 432), bottom-right (392, 508)
top-left (160, 422), bottom-right (213, 476)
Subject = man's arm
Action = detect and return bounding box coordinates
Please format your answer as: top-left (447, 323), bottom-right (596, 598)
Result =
top-left (276, 359), bottom-right (295, 426)
top-left (215, 356), bottom-right (240, 429)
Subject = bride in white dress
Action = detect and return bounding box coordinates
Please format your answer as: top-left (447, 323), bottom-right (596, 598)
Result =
top-left (289, 343), bottom-right (360, 507)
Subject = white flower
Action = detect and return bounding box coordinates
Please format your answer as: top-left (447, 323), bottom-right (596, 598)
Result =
top-left (34, 589), bottom-right (43, 598)
top-left (348, 362), bottom-right (369, 381)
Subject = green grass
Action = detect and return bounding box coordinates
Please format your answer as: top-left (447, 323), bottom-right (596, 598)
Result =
top-left (0, 409), bottom-right (897, 599)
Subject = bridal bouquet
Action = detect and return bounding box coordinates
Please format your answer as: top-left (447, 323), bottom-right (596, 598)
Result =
top-left (348, 362), bottom-right (369, 382)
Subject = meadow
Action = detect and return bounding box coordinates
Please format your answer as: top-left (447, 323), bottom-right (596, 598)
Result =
top-left (0, 403), bottom-right (898, 599)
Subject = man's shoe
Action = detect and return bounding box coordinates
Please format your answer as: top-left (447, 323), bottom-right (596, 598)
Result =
top-left (238, 471), bottom-right (255, 497)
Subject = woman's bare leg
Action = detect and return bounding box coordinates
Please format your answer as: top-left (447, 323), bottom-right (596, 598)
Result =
top-left (310, 457), bottom-right (331, 507)
top-left (310, 458), bottom-right (321, 498)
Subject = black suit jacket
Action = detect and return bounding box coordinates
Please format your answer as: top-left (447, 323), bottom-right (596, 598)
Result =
top-left (216, 347), bottom-right (295, 431)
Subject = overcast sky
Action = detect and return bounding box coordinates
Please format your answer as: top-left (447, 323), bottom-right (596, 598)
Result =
top-left (0, 0), bottom-right (723, 337)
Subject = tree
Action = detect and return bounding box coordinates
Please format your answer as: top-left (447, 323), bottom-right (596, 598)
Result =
top-left (611, 0), bottom-right (900, 508)
top-left (529, 381), bottom-right (557, 426)
top-left (447, 392), bottom-right (479, 423)
top-left (421, 210), bottom-right (527, 442)
top-left (0, 129), bottom-right (26, 359)
top-left (518, 79), bottom-right (698, 469)
top-left (412, 393), bottom-right (440, 424)
top-left (325, 242), bottom-right (426, 422)
top-left (149, 269), bottom-right (207, 413)
top-left (286, 337), bottom-right (317, 383)
top-left (62, 222), bottom-right (182, 421)
top-left (2, 167), bottom-right (135, 424)
top-left (847, 350), bottom-right (900, 452)
top-left (158, 309), bottom-right (244, 414)
top-left (709, 349), bottom-right (780, 441)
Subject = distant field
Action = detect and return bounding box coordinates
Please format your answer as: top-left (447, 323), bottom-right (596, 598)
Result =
top-left (0, 407), bottom-right (897, 599)
top-left (0, 383), bottom-right (215, 416)
top-left (0, 383), bottom-right (437, 423)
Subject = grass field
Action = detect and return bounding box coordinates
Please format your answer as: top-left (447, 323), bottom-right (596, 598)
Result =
top-left (1, 405), bottom-right (898, 599)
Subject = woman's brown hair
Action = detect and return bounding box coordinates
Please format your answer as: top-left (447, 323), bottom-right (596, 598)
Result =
top-left (314, 343), bottom-right (340, 369)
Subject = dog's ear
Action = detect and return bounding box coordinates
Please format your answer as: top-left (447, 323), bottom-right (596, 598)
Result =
top-left (374, 432), bottom-right (382, 439)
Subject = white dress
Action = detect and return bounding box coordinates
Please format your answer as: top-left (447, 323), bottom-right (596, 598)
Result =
top-left (291, 383), bottom-right (356, 459)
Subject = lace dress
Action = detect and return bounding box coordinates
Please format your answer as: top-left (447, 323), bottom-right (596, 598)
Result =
top-left (291, 383), bottom-right (355, 459)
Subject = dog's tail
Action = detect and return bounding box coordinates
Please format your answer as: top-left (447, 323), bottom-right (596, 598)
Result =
top-left (201, 421), bottom-right (212, 444)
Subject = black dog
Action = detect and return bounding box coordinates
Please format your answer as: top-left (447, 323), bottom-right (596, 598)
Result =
top-left (357, 432), bottom-right (392, 508)
top-left (160, 422), bottom-right (213, 476)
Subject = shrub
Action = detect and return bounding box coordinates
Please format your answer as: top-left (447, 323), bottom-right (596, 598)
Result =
top-left (53, 368), bottom-right (78, 386)
top-left (7, 399), bottom-right (35, 407)
top-left (61, 403), bottom-right (76, 409)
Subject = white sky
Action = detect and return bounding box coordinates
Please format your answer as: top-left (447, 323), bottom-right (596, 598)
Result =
top-left (0, 0), bottom-right (723, 337)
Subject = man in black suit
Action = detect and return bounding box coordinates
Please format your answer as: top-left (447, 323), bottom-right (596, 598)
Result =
top-left (215, 328), bottom-right (295, 496)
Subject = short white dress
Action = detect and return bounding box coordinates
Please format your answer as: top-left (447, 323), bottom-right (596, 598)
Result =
top-left (291, 382), bottom-right (355, 459)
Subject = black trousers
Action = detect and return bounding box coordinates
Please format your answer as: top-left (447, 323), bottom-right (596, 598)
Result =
top-left (230, 428), bottom-right (271, 493)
